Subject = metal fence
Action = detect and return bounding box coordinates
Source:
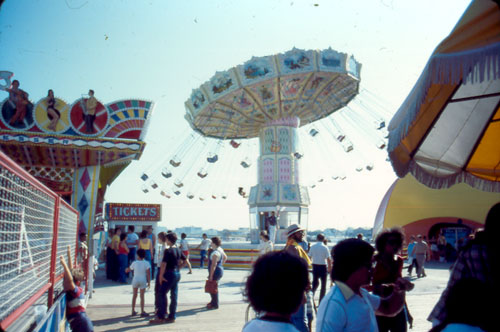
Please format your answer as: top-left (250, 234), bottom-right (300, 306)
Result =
top-left (0, 152), bottom-right (79, 331)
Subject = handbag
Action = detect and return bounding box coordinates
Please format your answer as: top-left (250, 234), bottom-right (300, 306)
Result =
top-left (204, 280), bottom-right (218, 294)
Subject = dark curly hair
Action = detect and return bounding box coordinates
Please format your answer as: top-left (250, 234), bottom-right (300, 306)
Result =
top-left (375, 227), bottom-right (404, 253)
top-left (244, 251), bottom-right (309, 315)
top-left (331, 238), bottom-right (374, 282)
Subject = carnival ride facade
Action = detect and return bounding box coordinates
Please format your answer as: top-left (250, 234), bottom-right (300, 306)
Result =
top-left (139, 48), bottom-right (393, 243)
top-left (0, 71), bottom-right (154, 237)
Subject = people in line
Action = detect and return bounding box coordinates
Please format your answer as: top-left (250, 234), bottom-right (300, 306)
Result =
top-left (105, 229), bottom-right (115, 280)
top-left (126, 248), bottom-right (151, 317)
top-left (147, 227), bottom-right (157, 277)
top-left (154, 232), bottom-right (167, 315)
top-left (139, 230), bottom-right (153, 279)
top-left (195, 233), bottom-right (211, 268)
top-left (406, 235), bottom-right (418, 277)
top-left (316, 238), bottom-right (413, 332)
top-left (118, 233), bottom-right (130, 283)
top-left (243, 251), bottom-right (309, 332)
top-left (150, 232), bottom-right (186, 324)
top-left (110, 228), bottom-right (121, 282)
top-left (60, 245), bottom-right (94, 332)
top-left (410, 235), bottom-right (428, 278)
top-left (126, 226), bottom-right (139, 276)
top-left (180, 233), bottom-right (193, 274)
top-left (285, 224), bottom-right (311, 332)
top-left (309, 233), bottom-right (332, 304)
top-left (372, 227), bottom-right (414, 332)
top-left (207, 236), bottom-right (227, 310)
top-left (428, 202), bottom-right (499, 331)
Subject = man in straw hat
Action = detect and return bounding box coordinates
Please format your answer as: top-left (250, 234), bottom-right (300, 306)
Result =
top-left (284, 224), bottom-right (312, 332)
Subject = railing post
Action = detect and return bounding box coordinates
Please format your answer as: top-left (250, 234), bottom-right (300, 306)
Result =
top-left (48, 196), bottom-right (61, 307)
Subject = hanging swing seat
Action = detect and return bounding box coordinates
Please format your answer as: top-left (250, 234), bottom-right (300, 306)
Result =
top-left (197, 171), bottom-right (208, 178)
top-left (356, 166), bottom-right (363, 172)
top-left (199, 197), bottom-right (205, 201)
top-left (336, 134), bottom-right (346, 142)
top-left (174, 190), bottom-right (181, 195)
top-left (162, 169), bottom-right (172, 178)
top-left (141, 173), bottom-right (149, 181)
top-left (230, 140), bottom-right (241, 148)
top-left (160, 191), bottom-right (166, 196)
top-left (211, 195), bottom-right (217, 199)
top-left (309, 129), bottom-right (319, 137)
top-left (293, 152), bottom-right (303, 159)
top-left (221, 194), bottom-right (227, 199)
top-left (142, 187), bottom-right (149, 193)
top-left (376, 120), bottom-right (386, 130)
top-left (170, 159), bottom-right (181, 167)
top-left (174, 180), bottom-right (183, 188)
top-left (240, 161), bottom-right (251, 168)
top-left (207, 155), bottom-right (218, 163)
top-left (332, 175), bottom-right (339, 180)
top-left (310, 184), bottom-right (316, 188)
top-left (187, 194), bottom-right (194, 199)
top-left (376, 140), bottom-right (386, 149)
top-left (150, 181), bottom-right (158, 189)
top-left (366, 164), bottom-right (374, 171)
top-left (318, 178), bottom-right (324, 183)
top-left (343, 143), bottom-right (353, 153)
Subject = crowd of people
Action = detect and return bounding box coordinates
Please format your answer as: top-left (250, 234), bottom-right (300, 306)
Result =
top-left (102, 228), bottom-right (226, 325)
top-left (243, 201), bottom-right (499, 332)
top-left (72, 201), bottom-right (499, 332)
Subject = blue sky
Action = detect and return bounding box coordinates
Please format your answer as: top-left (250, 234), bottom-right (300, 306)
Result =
top-left (0, 0), bottom-right (471, 230)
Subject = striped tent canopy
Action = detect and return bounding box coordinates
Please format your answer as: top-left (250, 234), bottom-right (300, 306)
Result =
top-left (388, 0), bottom-right (500, 192)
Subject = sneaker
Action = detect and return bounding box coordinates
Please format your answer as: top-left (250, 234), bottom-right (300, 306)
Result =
top-left (188, 271), bottom-right (192, 274)
top-left (164, 317), bottom-right (175, 323)
top-left (132, 311), bottom-right (137, 316)
top-left (149, 318), bottom-right (165, 324)
top-left (140, 312), bottom-right (150, 317)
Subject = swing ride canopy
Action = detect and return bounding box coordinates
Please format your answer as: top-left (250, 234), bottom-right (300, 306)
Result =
top-left (185, 48), bottom-right (362, 139)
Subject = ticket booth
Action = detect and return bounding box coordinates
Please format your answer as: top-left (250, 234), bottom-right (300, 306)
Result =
top-left (105, 202), bottom-right (162, 236)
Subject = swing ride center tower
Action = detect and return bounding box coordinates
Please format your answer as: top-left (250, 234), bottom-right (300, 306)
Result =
top-left (185, 48), bottom-right (361, 243)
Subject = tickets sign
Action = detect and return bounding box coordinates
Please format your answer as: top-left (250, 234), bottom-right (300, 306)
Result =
top-left (105, 203), bottom-right (161, 221)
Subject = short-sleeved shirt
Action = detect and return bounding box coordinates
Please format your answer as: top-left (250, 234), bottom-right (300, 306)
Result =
top-left (162, 247), bottom-right (186, 272)
top-left (316, 281), bottom-right (381, 332)
top-left (210, 247), bottom-right (225, 263)
top-left (180, 239), bottom-right (189, 251)
top-left (266, 215), bottom-right (277, 226)
top-left (130, 259), bottom-right (151, 283)
top-left (66, 286), bottom-right (86, 317)
top-left (126, 232), bottom-right (139, 248)
top-left (309, 242), bottom-right (330, 265)
top-left (111, 235), bottom-right (120, 250)
top-left (258, 240), bottom-right (273, 255)
top-left (199, 238), bottom-right (211, 250)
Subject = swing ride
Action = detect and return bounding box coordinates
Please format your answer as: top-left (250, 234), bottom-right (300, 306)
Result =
top-left (139, 47), bottom-right (392, 243)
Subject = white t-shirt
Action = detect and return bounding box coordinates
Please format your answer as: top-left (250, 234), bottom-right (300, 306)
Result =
top-left (199, 238), bottom-right (211, 250)
top-left (154, 243), bottom-right (166, 264)
top-left (309, 242), bottom-right (330, 265)
top-left (243, 319), bottom-right (299, 332)
top-left (258, 240), bottom-right (273, 256)
top-left (180, 239), bottom-right (189, 251)
top-left (130, 260), bottom-right (151, 283)
top-left (316, 282), bottom-right (380, 332)
top-left (210, 247), bottom-right (225, 262)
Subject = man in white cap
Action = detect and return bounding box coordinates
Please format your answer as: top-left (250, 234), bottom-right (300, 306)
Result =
top-left (285, 224), bottom-right (311, 332)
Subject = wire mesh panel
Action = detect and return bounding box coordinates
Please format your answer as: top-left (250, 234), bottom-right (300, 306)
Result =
top-left (53, 201), bottom-right (78, 298)
top-left (0, 164), bottom-right (56, 323)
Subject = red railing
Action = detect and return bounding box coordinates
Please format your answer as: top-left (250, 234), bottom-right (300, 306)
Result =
top-left (0, 151), bottom-right (79, 331)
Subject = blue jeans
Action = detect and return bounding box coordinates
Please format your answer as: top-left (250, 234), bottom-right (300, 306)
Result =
top-left (145, 250), bottom-right (152, 279)
top-left (200, 250), bottom-right (207, 268)
top-left (157, 270), bottom-right (181, 319)
top-left (68, 312), bottom-right (94, 332)
top-left (291, 303), bottom-right (308, 332)
top-left (118, 254), bottom-right (128, 283)
top-left (209, 267), bottom-right (223, 307)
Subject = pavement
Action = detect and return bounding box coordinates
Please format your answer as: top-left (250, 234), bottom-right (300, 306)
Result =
top-left (87, 262), bottom-right (452, 332)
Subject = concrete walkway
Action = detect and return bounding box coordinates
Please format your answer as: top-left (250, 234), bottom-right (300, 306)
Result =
top-left (87, 262), bottom-right (451, 331)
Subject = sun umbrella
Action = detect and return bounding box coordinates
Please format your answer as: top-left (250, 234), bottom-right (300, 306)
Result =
top-left (388, 0), bottom-right (500, 192)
